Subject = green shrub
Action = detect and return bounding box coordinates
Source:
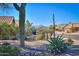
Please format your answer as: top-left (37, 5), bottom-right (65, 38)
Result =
top-left (0, 43), bottom-right (20, 56)
top-left (25, 28), bottom-right (32, 36)
top-left (0, 23), bottom-right (18, 40)
top-left (37, 32), bottom-right (45, 40)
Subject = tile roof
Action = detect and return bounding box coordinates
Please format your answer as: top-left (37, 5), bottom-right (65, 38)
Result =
top-left (0, 16), bottom-right (14, 24)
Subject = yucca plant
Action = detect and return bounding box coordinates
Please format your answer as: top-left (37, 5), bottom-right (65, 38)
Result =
top-left (48, 14), bottom-right (68, 55)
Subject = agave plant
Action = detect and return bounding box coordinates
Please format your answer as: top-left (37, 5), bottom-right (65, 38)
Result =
top-left (48, 14), bottom-right (68, 55)
top-left (48, 35), bottom-right (68, 55)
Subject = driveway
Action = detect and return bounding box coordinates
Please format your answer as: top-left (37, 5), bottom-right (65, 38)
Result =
top-left (56, 31), bottom-right (79, 40)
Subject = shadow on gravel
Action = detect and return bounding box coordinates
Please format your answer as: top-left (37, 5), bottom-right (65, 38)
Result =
top-left (21, 44), bottom-right (79, 56)
top-left (61, 45), bottom-right (79, 56)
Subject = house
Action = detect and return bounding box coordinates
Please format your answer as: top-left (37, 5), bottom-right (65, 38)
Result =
top-left (15, 20), bottom-right (19, 26)
top-left (56, 24), bottom-right (68, 31)
top-left (64, 23), bottom-right (79, 33)
top-left (0, 16), bottom-right (15, 25)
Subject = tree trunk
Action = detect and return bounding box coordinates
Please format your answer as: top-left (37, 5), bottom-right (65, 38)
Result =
top-left (13, 3), bottom-right (26, 47)
top-left (19, 7), bottom-right (25, 47)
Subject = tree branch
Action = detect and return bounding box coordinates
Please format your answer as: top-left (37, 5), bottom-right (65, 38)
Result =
top-left (13, 3), bottom-right (20, 11)
top-left (21, 3), bottom-right (26, 8)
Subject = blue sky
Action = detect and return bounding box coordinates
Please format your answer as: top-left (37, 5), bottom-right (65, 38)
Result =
top-left (0, 3), bottom-right (79, 26)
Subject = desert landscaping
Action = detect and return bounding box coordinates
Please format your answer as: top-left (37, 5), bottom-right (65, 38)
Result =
top-left (0, 3), bottom-right (79, 56)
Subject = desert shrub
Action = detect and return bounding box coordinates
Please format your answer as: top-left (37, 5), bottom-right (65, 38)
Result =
top-left (0, 43), bottom-right (20, 56)
top-left (65, 38), bottom-right (74, 46)
top-left (25, 28), bottom-right (32, 36)
top-left (25, 20), bottom-right (34, 36)
top-left (0, 23), bottom-right (18, 40)
top-left (37, 32), bottom-right (45, 40)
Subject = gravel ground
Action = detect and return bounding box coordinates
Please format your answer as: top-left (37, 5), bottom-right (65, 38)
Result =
top-left (1, 32), bottom-right (79, 56)
top-left (0, 40), bottom-right (79, 56)
top-left (56, 31), bottom-right (79, 40)
top-left (20, 44), bottom-right (79, 56)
